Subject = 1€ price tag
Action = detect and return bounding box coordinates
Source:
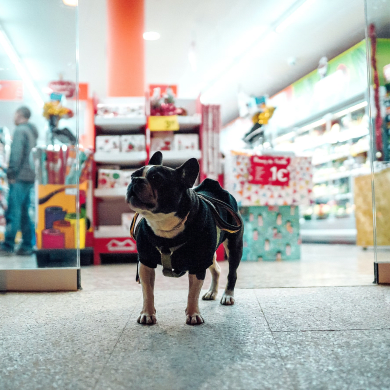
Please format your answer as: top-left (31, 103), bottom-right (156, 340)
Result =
top-left (148, 115), bottom-right (180, 131)
top-left (248, 155), bottom-right (291, 186)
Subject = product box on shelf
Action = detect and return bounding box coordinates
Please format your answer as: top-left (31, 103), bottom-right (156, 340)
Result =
top-left (120, 135), bottom-right (145, 152)
top-left (121, 170), bottom-right (135, 188)
top-left (98, 169), bottom-right (122, 188)
top-left (174, 134), bottom-right (199, 150)
top-left (240, 205), bottom-right (301, 261)
top-left (97, 103), bottom-right (145, 118)
top-left (150, 132), bottom-right (174, 151)
top-left (36, 182), bottom-right (89, 250)
top-left (121, 212), bottom-right (135, 232)
top-left (96, 136), bottom-right (121, 153)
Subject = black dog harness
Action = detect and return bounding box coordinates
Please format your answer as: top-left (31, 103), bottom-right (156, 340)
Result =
top-left (130, 193), bottom-right (242, 281)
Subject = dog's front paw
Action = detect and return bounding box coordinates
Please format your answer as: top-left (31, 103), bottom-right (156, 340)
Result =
top-left (220, 292), bottom-right (235, 305)
top-left (185, 309), bottom-right (204, 325)
top-left (202, 290), bottom-right (218, 300)
top-left (137, 310), bottom-right (157, 325)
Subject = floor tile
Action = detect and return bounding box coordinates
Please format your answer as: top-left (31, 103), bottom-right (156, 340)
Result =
top-left (95, 291), bottom-right (292, 390)
top-left (274, 329), bottom-right (390, 390)
top-left (255, 286), bottom-right (390, 331)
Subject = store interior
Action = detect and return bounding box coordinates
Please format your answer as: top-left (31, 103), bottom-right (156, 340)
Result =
top-left (0, 0), bottom-right (389, 287)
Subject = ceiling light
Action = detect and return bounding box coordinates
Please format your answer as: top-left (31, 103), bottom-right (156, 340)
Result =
top-left (143, 32), bottom-right (160, 41)
top-left (63, 0), bottom-right (78, 6)
top-left (0, 25), bottom-right (44, 107)
top-left (275, 0), bottom-right (315, 33)
top-left (332, 101), bottom-right (368, 119)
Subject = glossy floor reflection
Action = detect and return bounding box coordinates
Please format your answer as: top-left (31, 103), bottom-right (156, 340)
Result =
top-left (81, 244), bottom-right (377, 291)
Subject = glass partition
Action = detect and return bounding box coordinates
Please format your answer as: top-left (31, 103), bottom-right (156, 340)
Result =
top-left (0, 0), bottom-right (81, 276)
top-left (365, 0), bottom-right (390, 279)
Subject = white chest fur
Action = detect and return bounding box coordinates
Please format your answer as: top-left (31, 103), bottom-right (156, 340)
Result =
top-left (141, 211), bottom-right (186, 239)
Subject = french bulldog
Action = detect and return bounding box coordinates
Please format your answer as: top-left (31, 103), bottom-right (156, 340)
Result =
top-left (126, 151), bottom-right (243, 325)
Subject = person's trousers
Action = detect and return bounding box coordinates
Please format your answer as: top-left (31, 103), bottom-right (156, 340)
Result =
top-left (3, 181), bottom-right (34, 251)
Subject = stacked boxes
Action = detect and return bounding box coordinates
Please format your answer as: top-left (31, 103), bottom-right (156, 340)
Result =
top-left (150, 133), bottom-right (199, 152)
top-left (96, 135), bottom-right (145, 153)
top-left (240, 205), bottom-right (300, 261)
top-left (97, 169), bottom-right (135, 189)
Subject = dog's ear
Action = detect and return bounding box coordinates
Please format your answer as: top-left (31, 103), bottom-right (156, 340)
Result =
top-left (148, 151), bottom-right (163, 165)
top-left (176, 158), bottom-right (199, 188)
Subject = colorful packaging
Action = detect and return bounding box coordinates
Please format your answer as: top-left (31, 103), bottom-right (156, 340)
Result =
top-left (150, 132), bottom-right (174, 151)
top-left (120, 135), bottom-right (145, 152)
top-left (240, 205), bottom-right (301, 261)
top-left (96, 136), bottom-right (121, 152)
top-left (97, 169), bottom-right (122, 188)
top-left (121, 170), bottom-right (135, 188)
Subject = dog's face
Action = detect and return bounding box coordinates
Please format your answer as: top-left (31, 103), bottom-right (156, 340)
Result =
top-left (126, 151), bottom-right (199, 215)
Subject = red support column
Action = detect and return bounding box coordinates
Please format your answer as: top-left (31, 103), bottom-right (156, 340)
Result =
top-left (107, 0), bottom-right (145, 96)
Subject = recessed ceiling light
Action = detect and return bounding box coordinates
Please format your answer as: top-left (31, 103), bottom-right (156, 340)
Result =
top-left (63, 0), bottom-right (78, 6)
top-left (143, 32), bottom-right (160, 41)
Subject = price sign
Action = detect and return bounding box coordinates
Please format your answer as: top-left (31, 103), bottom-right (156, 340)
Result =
top-left (148, 115), bottom-right (180, 131)
top-left (249, 155), bottom-right (291, 186)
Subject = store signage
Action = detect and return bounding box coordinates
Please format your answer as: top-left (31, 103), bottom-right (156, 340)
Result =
top-left (249, 155), bottom-right (290, 186)
top-left (148, 115), bottom-right (180, 131)
top-left (0, 80), bottom-right (23, 100)
top-left (48, 80), bottom-right (76, 98)
top-left (149, 84), bottom-right (177, 97)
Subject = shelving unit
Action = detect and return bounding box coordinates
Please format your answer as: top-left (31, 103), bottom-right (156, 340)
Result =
top-left (92, 97), bottom-right (221, 264)
top-left (274, 101), bottom-right (370, 242)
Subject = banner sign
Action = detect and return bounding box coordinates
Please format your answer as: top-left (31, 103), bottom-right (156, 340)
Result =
top-left (0, 80), bottom-right (23, 101)
top-left (249, 155), bottom-right (290, 186)
top-left (149, 84), bottom-right (177, 97)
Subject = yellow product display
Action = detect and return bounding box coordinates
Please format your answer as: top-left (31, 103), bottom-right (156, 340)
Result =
top-left (64, 213), bottom-right (86, 249)
top-left (36, 182), bottom-right (88, 249)
top-left (52, 220), bottom-right (74, 249)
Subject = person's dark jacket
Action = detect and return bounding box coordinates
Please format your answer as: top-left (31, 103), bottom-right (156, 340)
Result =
top-left (7, 123), bottom-right (39, 183)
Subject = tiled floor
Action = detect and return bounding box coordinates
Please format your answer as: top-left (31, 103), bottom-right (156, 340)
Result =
top-left (1, 244), bottom-right (389, 390)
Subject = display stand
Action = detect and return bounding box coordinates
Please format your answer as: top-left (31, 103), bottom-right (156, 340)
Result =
top-left (225, 151), bottom-right (313, 261)
top-left (33, 146), bottom-right (94, 267)
top-left (92, 97), bottom-right (222, 264)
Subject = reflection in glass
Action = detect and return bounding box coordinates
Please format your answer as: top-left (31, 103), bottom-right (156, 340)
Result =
top-left (0, 0), bottom-right (79, 270)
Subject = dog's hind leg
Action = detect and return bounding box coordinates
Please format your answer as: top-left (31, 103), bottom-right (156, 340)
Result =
top-left (202, 253), bottom-right (220, 300)
top-left (221, 230), bottom-right (243, 305)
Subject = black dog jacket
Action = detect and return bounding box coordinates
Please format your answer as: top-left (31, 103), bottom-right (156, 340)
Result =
top-left (134, 179), bottom-right (240, 280)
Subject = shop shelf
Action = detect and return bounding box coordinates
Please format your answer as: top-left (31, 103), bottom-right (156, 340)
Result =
top-left (94, 225), bottom-right (129, 238)
top-left (334, 193), bottom-right (353, 200)
top-left (94, 151), bottom-right (147, 165)
top-left (177, 116), bottom-right (202, 130)
top-left (301, 127), bottom-right (369, 151)
top-left (94, 116), bottom-right (147, 131)
top-left (312, 145), bottom-right (369, 166)
top-left (94, 187), bottom-right (127, 198)
top-left (313, 167), bottom-right (371, 183)
top-left (156, 150), bottom-right (202, 165)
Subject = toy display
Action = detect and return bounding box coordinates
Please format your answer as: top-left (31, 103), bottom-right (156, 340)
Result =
top-left (150, 86), bottom-right (188, 116)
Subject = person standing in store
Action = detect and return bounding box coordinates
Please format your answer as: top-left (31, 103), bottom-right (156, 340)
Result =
top-left (0, 106), bottom-right (38, 256)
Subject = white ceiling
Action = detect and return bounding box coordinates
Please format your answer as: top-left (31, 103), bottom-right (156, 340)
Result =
top-left (0, 0), bottom-right (389, 132)
top-left (145, 0), bottom-right (390, 123)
